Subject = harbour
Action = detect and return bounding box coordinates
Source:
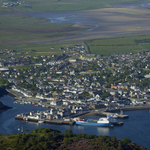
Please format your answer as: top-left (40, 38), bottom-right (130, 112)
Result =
top-left (15, 116), bottom-right (75, 125)
top-left (1, 95), bottom-right (150, 148)
top-left (15, 113), bottom-right (123, 126)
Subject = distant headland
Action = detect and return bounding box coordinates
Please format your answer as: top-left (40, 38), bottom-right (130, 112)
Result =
top-left (0, 88), bottom-right (12, 112)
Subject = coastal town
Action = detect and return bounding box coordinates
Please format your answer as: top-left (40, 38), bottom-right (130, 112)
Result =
top-left (1, 45), bottom-right (150, 123)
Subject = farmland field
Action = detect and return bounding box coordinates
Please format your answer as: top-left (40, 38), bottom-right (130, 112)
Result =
top-left (1, 0), bottom-right (150, 55)
top-left (85, 35), bottom-right (150, 55)
top-left (0, 0), bottom-right (148, 13)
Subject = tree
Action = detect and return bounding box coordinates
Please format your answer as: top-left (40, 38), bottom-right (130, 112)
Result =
top-left (64, 129), bottom-right (74, 138)
top-left (101, 91), bottom-right (110, 99)
top-left (122, 138), bottom-right (131, 145)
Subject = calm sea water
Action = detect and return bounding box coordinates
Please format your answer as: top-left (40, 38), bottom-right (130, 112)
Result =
top-left (0, 95), bottom-right (150, 148)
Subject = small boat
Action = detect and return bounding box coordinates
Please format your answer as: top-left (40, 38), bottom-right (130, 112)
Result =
top-left (76, 117), bottom-right (113, 127)
top-left (23, 117), bottom-right (28, 121)
top-left (20, 102), bottom-right (25, 105)
top-left (18, 125), bottom-right (20, 131)
top-left (38, 120), bottom-right (44, 124)
top-left (107, 114), bottom-right (118, 119)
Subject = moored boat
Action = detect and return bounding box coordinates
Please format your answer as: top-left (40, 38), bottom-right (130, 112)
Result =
top-left (76, 117), bottom-right (113, 127)
top-left (38, 120), bottom-right (44, 124)
top-left (23, 117), bottom-right (28, 121)
top-left (107, 113), bottom-right (118, 119)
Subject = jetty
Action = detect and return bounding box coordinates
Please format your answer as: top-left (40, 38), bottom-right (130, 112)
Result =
top-left (15, 116), bottom-right (75, 125)
top-left (81, 110), bottom-right (129, 119)
top-left (101, 112), bottom-right (129, 119)
top-left (15, 116), bottom-right (123, 126)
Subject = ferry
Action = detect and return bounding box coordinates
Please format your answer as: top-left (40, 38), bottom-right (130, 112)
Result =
top-left (76, 117), bottom-right (113, 127)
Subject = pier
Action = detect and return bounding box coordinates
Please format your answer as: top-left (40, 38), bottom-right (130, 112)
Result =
top-left (15, 116), bottom-right (123, 126)
top-left (80, 111), bottom-right (129, 119)
top-left (101, 112), bottom-right (129, 119)
top-left (15, 116), bottom-right (75, 125)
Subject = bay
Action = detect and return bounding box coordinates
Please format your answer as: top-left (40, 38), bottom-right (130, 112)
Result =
top-left (0, 95), bottom-right (150, 148)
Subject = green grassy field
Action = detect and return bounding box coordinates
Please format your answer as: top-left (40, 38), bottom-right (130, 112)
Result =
top-left (0, 14), bottom-right (85, 45)
top-left (0, 0), bottom-right (148, 13)
top-left (0, 0), bottom-right (150, 56)
top-left (0, 41), bottom-right (82, 56)
top-left (86, 34), bottom-right (150, 55)
top-left (1, 34), bottom-right (150, 56)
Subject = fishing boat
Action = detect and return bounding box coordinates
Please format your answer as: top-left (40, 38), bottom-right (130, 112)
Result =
top-left (107, 113), bottom-right (118, 119)
top-left (23, 117), bottom-right (28, 121)
top-left (76, 117), bottom-right (113, 127)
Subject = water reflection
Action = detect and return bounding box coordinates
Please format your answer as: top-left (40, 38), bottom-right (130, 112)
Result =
top-left (49, 17), bottom-right (66, 23)
top-left (1, 96), bottom-right (150, 148)
top-left (110, 2), bottom-right (150, 9)
top-left (74, 125), bottom-right (85, 133)
top-left (97, 127), bottom-right (110, 135)
top-left (142, 3), bottom-right (150, 8)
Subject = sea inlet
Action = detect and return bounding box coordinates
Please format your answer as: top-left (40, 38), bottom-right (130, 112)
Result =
top-left (0, 95), bottom-right (150, 148)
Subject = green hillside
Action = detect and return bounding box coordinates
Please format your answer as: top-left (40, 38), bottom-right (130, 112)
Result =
top-left (0, 128), bottom-right (147, 150)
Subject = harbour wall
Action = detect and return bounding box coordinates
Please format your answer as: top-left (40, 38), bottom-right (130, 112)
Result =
top-left (15, 116), bottom-right (75, 125)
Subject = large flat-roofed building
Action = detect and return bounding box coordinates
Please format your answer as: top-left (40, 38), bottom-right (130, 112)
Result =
top-left (0, 67), bottom-right (9, 73)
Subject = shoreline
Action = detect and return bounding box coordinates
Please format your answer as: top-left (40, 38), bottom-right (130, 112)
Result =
top-left (5, 90), bottom-right (150, 118)
top-left (6, 89), bottom-right (18, 98)
top-left (0, 88), bottom-right (12, 113)
top-left (0, 105), bottom-right (12, 113)
top-left (79, 105), bottom-right (150, 118)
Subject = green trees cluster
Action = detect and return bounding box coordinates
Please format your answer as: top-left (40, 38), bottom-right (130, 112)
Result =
top-left (79, 91), bottom-right (91, 99)
top-left (20, 80), bottom-right (39, 91)
top-left (101, 91), bottom-right (110, 99)
top-left (0, 128), bottom-right (147, 150)
top-left (0, 78), bottom-right (10, 88)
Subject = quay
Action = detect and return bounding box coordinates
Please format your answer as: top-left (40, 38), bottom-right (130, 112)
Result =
top-left (79, 111), bottom-right (129, 119)
top-left (7, 88), bottom-right (150, 112)
top-left (15, 116), bottom-right (75, 125)
top-left (101, 112), bottom-right (129, 119)
top-left (15, 116), bottom-right (123, 126)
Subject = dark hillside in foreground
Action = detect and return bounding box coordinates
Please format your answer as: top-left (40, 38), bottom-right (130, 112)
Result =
top-left (0, 128), bottom-right (147, 150)
top-left (0, 87), bottom-right (8, 98)
top-left (0, 88), bottom-right (11, 112)
top-left (0, 100), bottom-right (11, 113)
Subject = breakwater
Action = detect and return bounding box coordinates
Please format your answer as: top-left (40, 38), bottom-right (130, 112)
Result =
top-left (15, 116), bottom-right (75, 125)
